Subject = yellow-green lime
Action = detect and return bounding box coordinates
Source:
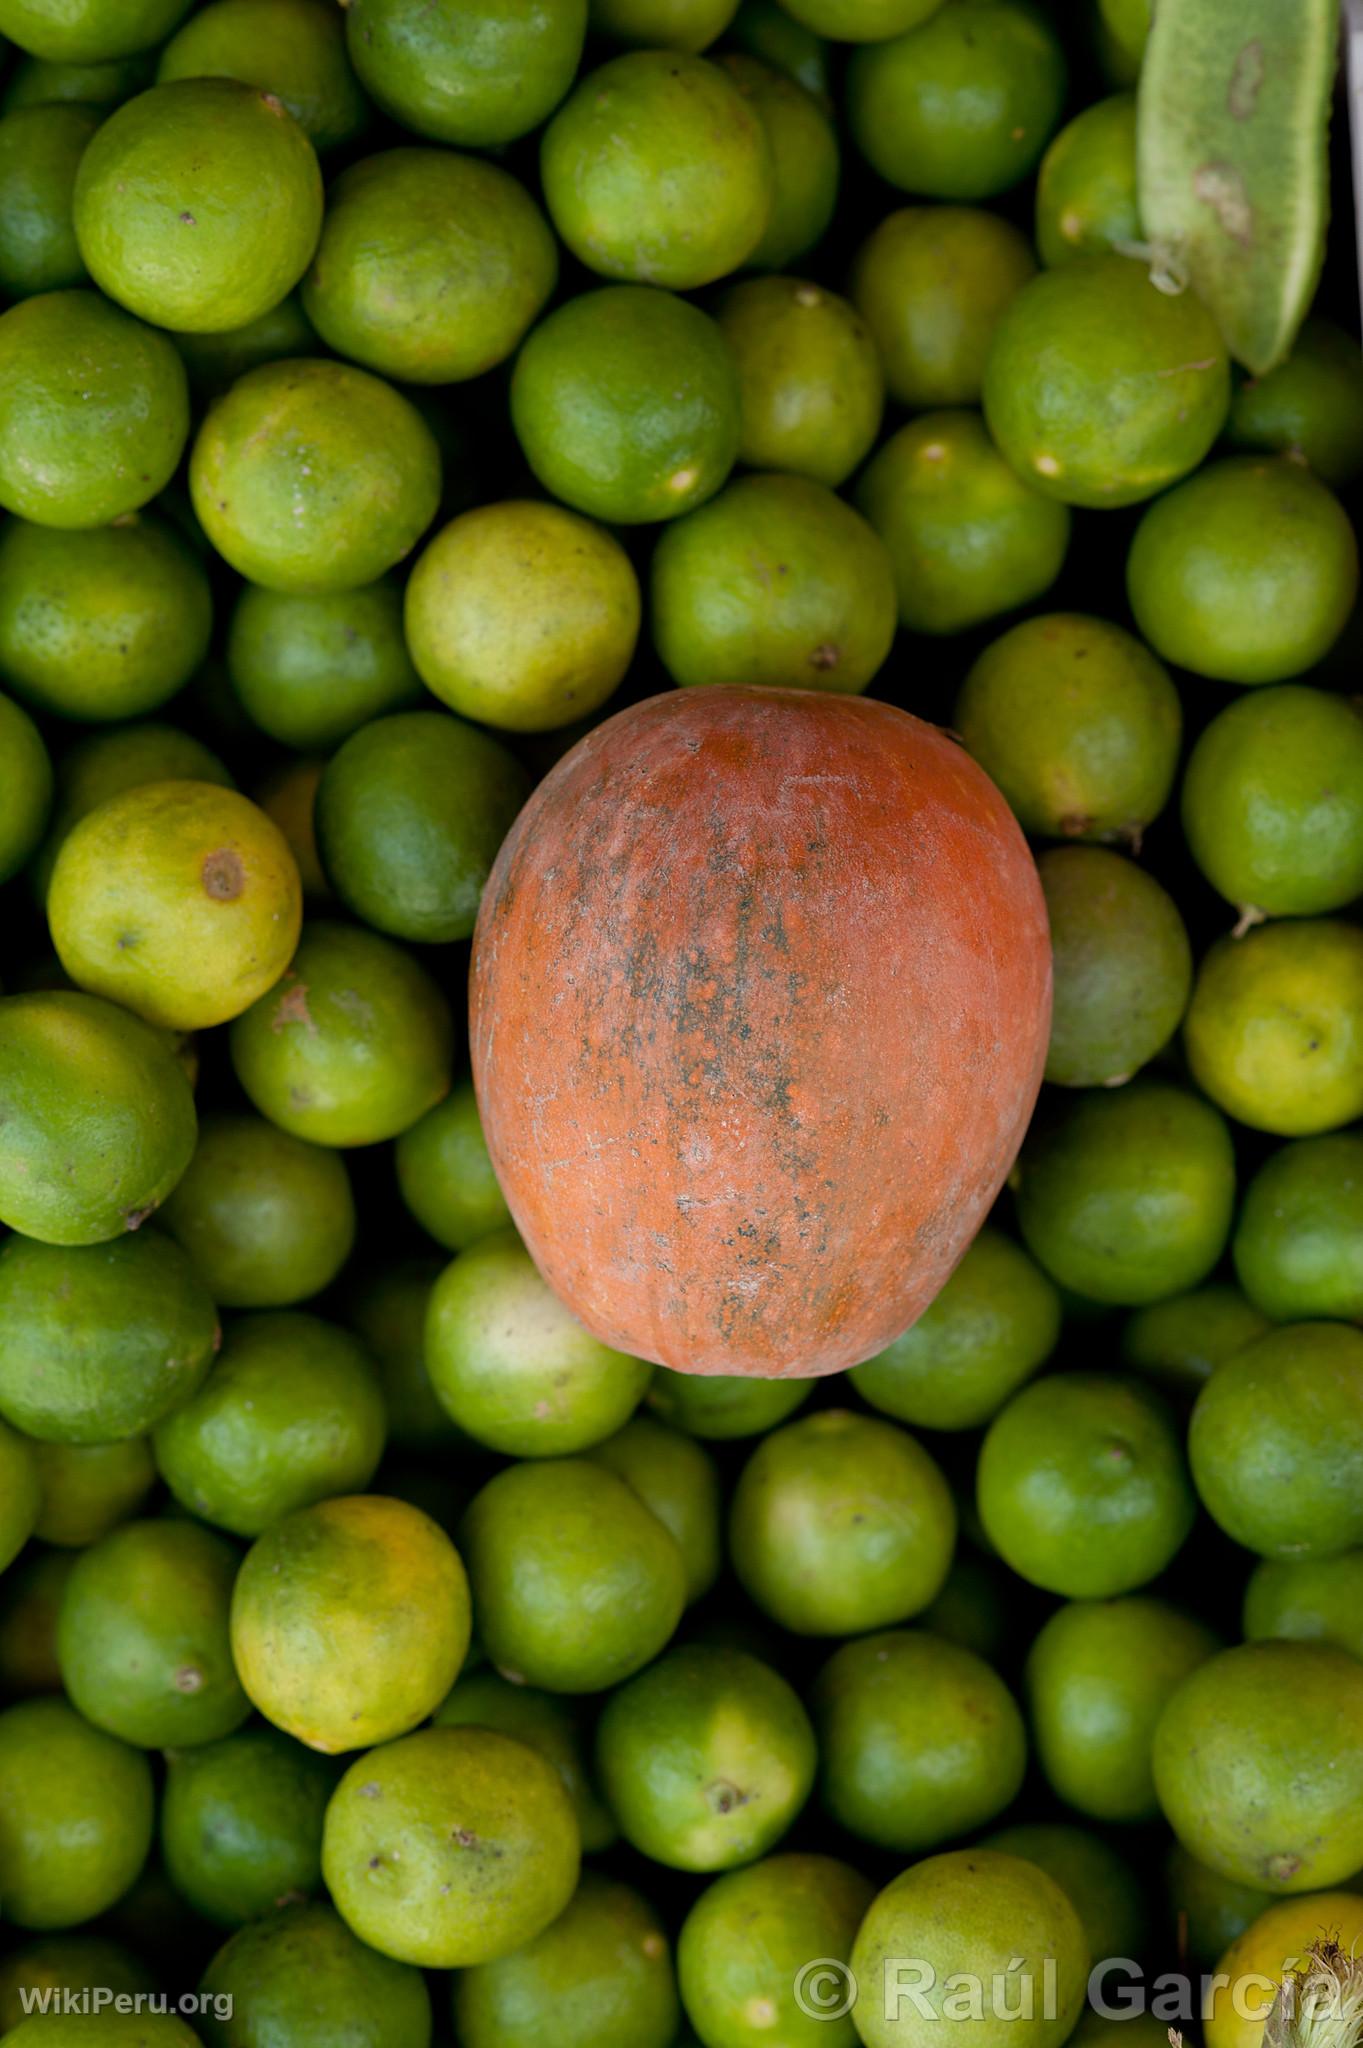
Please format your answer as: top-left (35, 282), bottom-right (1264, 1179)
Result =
top-left (983, 255), bottom-right (1230, 507)
top-left (850, 207), bottom-right (1035, 409)
top-left (0, 514), bottom-right (212, 724)
top-left (50, 780), bottom-right (302, 1032)
top-left (301, 148), bottom-right (556, 385)
top-left (540, 52), bottom-right (773, 290)
top-left (715, 278), bottom-right (882, 488)
top-left (0, 989), bottom-right (197, 1246)
top-left (155, 0), bottom-right (369, 154)
top-left (405, 501), bottom-right (640, 733)
top-left (190, 358), bottom-right (441, 594)
top-left (0, 1697), bottom-right (154, 1930)
top-left (1184, 920), bottom-right (1363, 1136)
top-left (73, 78), bottom-right (323, 334)
top-left (231, 1494), bottom-right (469, 1753)
top-left (322, 1724), bottom-right (580, 1966)
top-left (229, 921), bottom-right (453, 1148)
top-left (0, 288), bottom-right (188, 527)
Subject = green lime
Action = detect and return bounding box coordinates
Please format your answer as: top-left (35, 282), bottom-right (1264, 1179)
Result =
top-left (153, 1310), bottom-right (386, 1537)
top-left (850, 1849), bottom-right (1087, 2048)
top-left (190, 358), bottom-right (441, 593)
top-left (73, 79), bottom-right (322, 334)
top-left (593, 0), bottom-right (738, 48)
top-left (0, 514), bottom-right (212, 723)
top-left (510, 285), bottom-right (739, 525)
top-left (983, 255), bottom-right (1231, 507)
top-left (0, 0), bottom-right (191, 61)
top-left (847, 0), bottom-right (1067, 201)
top-left (647, 1367), bottom-right (812, 1439)
top-left (314, 710), bottom-right (526, 945)
top-left (2, 51), bottom-right (153, 110)
top-left (1026, 1595), bottom-right (1220, 1821)
top-left (1184, 920), bottom-right (1363, 1136)
top-left (1121, 1285), bottom-right (1271, 1401)
top-left (32, 722), bottom-right (230, 905)
top-left (173, 291), bottom-right (317, 397)
top-left (453, 1872), bottom-right (679, 2048)
top-left (435, 1667), bottom-right (616, 1854)
top-left (1035, 94), bottom-right (1139, 267)
top-left (587, 1415), bottom-right (722, 1605)
top-left (161, 1725), bottom-right (335, 1927)
top-left (1127, 457), bottom-right (1359, 685)
top-left (855, 410), bottom-right (1070, 636)
top-left (812, 1629), bottom-right (1025, 1853)
top-left (1153, 1641), bottom-right (1363, 1890)
top-left (0, 1697), bottom-right (153, 1929)
top-left (341, 1260), bottom-right (463, 1453)
top-left (677, 1853), bottom-right (872, 2048)
top-left (31, 1435), bottom-right (155, 1547)
top-left (1243, 1551), bottom-right (1363, 1663)
top-left (1183, 685), bottom-right (1363, 920)
top-left (919, 1550), bottom-right (1013, 1663)
top-left (302, 147), bottom-right (555, 385)
top-left (596, 1643), bottom-right (815, 1870)
top-left (1163, 1844), bottom-right (1275, 1973)
top-left (1093, 0), bottom-right (1148, 82)
top-left (198, 1899), bottom-right (430, 2048)
top-left (716, 54), bottom-right (837, 272)
top-left (229, 921), bottom-right (454, 1148)
top-left (0, 101), bottom-right (98, 297)
top-left (156, 0), bottom-right (368, 153)
top-left (425, 1229), bottom-right (651, 1458)
top-left (1234, 1135), bottom-right (1363, 1323)
top-left (0, 1939), bottom-right (156, 2036)
top-left (49, 780), bottom-right (302, 1033)
top-left (57, 1517), bottom-right (249, 1749)
top-left (541, 52), bottom-right (772, 289)
top-left (0, 1417), bottom-right (41, 1573)
top-left (1015, 1081), bottom-right (1237, 1304)
top-left (978, 1372), bottom-right (1195, 1596)
top-left (651, 472), bottom-right (896, 692)
top-left (1189, 1322), bottom-right (1363, 1560)
top-left (0, 689), bottom-right (52, 885)
top-left (955, 612), bottom-right (1182, 843)
top-left (344, 0), bottom-right (586, 148)
top-left (231, 1494), bottom-right (469, 1754)
top-left (0, 288), bottom-right (188, 527)
top-left (715, 278), bottom-right (880, 489)
top-left (160, 1115), bottom-right (355, 1309)
top-left (982, 1823), bottom-right (1148, 1965)
top-left (0, 990), bottom-right (197, 1246)
top-left (1039, 845), bottom-right (1192, 1087)
top-left (394, 1082), bottom-right (512, 1254)
top-left (0, 1231), bottom-right (216, 1443)
top-left (726, 0), bottom-right (829, 95)
top-left (728, 1409), bottom-right (956, 1635)
top-left (850, 207), bottom-right (1035, 410)
top-left (227, 579), bottom-right (423, 751)
top-left (405, 502), bottom-right (640, 733)
top-left (461, 1459), bottom-right (686, 1692)
top-left (850, 1226), bottom-right (1060, 1432)
top-left (1226, 319), bottom-right (1363, 490)
top-left (324, 1723), bottom-right (580, 1966)
top-left (0, 1548), bottom-right (71, 1697)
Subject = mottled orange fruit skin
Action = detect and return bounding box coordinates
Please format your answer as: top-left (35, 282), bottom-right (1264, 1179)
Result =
top-left (471, 688), bottom-right (1051, 1378)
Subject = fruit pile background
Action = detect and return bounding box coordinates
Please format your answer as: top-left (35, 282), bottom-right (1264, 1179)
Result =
top-left (0, 1), bottom-right (1362, 2045)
